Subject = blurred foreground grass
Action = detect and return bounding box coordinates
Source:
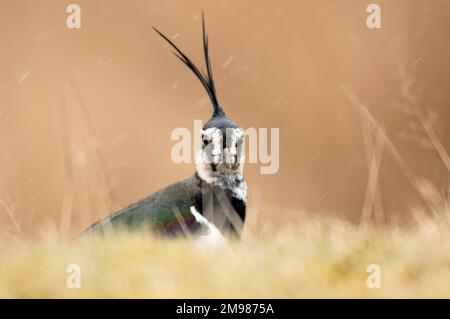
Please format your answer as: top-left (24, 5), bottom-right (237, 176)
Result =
top-left (1, 212), bottom-right (450, 298)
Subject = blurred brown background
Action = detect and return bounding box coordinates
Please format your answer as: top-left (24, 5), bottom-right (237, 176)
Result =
top-left (0, 0), bottom-right (449, 237)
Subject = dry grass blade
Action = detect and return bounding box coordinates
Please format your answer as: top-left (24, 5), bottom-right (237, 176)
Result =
top-left (216, 189), bottom-right (245, 237)
top-left (360, 127), bottom-right (385, 225)
top-left (58, 96), bottom-right (75, 237)
top-left (68, 73), bottom-right (116, 209)
top-left (359, 113), bottom-right (385, 223)
top-left (341, 85), bottom-right (439, 215)
top-left (412, 104), bottom-right (450, 171)
top-left (0, 197), bottom-right (22, 235)
top-left (172, 206), bottom-right (193, 239)
top-left (396, 64), bottom-right (450, 172)
top-left (396, 62), bottom-right (450, 207)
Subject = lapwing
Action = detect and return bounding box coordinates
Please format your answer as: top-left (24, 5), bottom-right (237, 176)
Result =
top-left (81, 14), bottom-right (247, 239)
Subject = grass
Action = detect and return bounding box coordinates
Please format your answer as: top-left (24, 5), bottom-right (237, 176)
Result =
top-left (1, 211), bottom-right (450, 298)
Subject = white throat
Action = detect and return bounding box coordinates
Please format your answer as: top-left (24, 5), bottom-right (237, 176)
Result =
top-left (195, 150), bottom-right (247, 203)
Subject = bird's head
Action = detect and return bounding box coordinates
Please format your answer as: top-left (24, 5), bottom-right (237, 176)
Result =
top-left (199, 115), bottom-right (244, 175)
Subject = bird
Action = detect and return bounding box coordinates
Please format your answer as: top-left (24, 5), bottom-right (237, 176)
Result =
top-left (81, 14), bottom-right (247, 239)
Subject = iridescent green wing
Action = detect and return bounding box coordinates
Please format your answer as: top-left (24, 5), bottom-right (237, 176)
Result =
top-left (81, 176), bottom-right (203, 236)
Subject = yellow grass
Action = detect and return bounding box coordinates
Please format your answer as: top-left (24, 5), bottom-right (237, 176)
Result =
top-left (1, 212), bottom-right (450, 298)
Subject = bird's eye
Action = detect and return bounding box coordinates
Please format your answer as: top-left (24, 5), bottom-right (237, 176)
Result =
top-left (203, 139), bottom-right (210, 145)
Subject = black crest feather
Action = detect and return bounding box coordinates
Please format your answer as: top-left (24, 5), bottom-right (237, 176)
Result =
top-left (152, 12), bottom-right (225, 117)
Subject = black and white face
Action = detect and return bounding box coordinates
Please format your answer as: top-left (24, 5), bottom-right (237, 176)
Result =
top-left (200, 127), bottom-right (244, 173)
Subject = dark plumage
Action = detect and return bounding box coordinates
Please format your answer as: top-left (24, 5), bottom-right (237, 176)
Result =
top-left (81, 13), bottom-right (247, 239)
top-left (82, 173), bottom-right (246, 237)
top-left (82, 175), bottom-right (203, 236)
